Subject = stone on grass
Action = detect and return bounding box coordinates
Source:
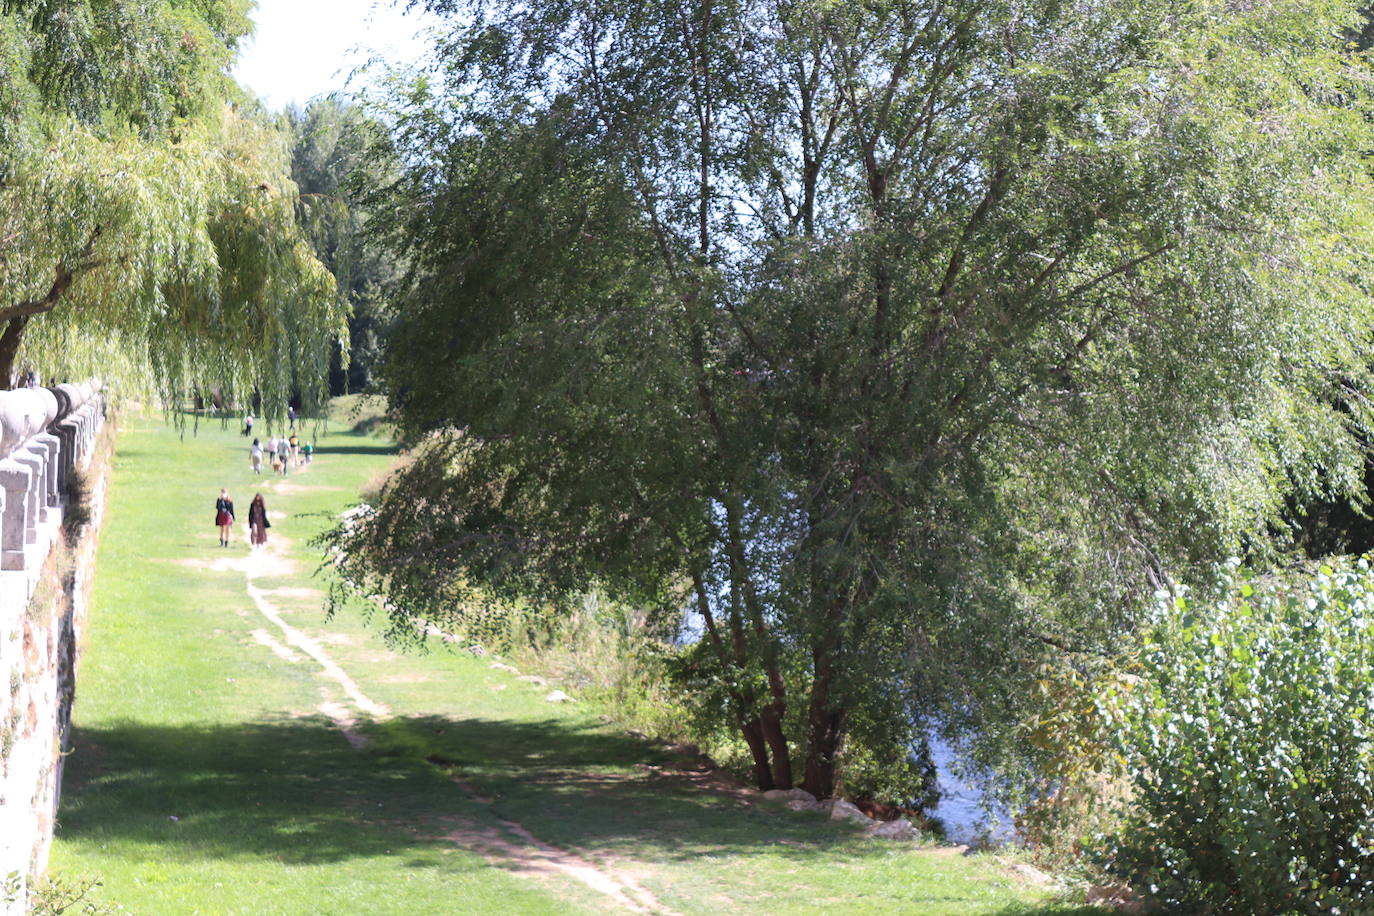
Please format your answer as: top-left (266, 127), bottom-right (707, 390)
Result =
top-left (1008, 862), bottom-right (1055, 888)
top-left (1087, 886), bottom-right (1145, 914)
top-left (762, 787), bottom-right (816, 804)
top-left (865, 819), bottom-right (914, 841)
top-left (545, 689), bottom-right (575, 703)
top-left (829, 799), bottom-right (872, 824)
top-left (489, 662), bottom-right (518, 673)
top-left (786, 799), bottom-right (828, 812)
top-left (517, 674), bottom-right (548, 686)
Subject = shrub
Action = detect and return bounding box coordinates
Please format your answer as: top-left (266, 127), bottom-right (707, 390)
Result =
top-left (1019, 658), bottom-right (1131, 875)
top-left (4, 872), bottom-right (124, 915)
top-left (1098, 561), bottom-right (1374, 913)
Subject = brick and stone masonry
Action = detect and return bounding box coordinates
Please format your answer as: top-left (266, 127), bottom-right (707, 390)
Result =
top-left (0, 383), bottom-right (107, 912)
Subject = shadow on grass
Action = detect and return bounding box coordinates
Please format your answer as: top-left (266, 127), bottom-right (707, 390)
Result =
top-left (60, 715), bottom-right (443, 867)
top-left (60, 713), bottom-right (1108, 911)
top-left (313, 442), bottom-right (401, 457)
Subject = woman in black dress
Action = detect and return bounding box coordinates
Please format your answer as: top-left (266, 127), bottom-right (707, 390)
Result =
top-left (215, 489), bottom-right (235, 547)
top-left (248, 493), bottom-right (270, 548)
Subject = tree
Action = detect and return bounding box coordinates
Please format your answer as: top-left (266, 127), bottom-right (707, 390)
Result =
top-left (288, 95), bottom-right (399, 396)
top-left (329, 0), bottom-right (1374, 799)
top-left (0, 0), bottom-right (345, 412)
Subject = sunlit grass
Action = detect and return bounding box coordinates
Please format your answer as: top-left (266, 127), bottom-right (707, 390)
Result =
top-left (50, 403), bottom-right (1102, 915)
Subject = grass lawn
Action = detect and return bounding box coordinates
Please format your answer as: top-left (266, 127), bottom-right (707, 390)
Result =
top-left (50, 402), bottom-right (1104, 915)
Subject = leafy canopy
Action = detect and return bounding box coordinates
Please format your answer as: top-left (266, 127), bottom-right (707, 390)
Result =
top-left (288, 95), bottom-right (401, 395)
top-left (0, 0), bottom-right (345, 413)
top-left (332, 0), bottom-right (1374, 800)
top-left (1101, 562), bottom-right (1374, 913)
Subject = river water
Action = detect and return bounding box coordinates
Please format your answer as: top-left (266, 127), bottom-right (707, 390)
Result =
top-left (925, 734), bottom-right (1016, 845)
top-left (678, 608), bottom-right (1016, 844)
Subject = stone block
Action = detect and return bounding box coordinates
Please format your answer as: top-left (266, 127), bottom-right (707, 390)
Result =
top-left (0, 460), bottom-right (28, 570)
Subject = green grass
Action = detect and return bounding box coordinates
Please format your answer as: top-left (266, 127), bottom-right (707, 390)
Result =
top-left (50, 404), bottom-right (1104, 915)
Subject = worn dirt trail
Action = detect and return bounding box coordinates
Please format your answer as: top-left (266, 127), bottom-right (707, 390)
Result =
top-left (234, 524), bottom-right (677, 915)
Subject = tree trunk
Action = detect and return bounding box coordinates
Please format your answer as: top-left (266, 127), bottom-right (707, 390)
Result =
top-left (0, 316), bottom-right (31, 389)
top-left (741, 717), bottom-right (774, 791)
top-left (722, 498), bottom-right (795, 788)
top-left (691, 568), bottom-right (776, 789)
top-left (801, 645), bottom-right (845, 798)
top-left (758, 703), bottom-right (793, 789)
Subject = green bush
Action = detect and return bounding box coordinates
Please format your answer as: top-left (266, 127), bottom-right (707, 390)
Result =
top-left (3, 872), bottom-right (125, 915)
top-left (1098, 561), bottom-right (1374, 913)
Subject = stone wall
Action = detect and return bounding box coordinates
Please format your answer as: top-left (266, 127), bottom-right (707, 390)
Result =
top-left (0, 384), bottom-right (108, 913)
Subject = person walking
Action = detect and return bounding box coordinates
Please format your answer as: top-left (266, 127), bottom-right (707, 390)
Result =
top-left (288, 431), bottom-right (300, 467)
top-left (214, 489), bottom-right (235, 547)
top-left (247, 493), bottom-right (270, 548)
top-left (250, 438), bottom-right (263, 474)
top-left (288, 404), bottom-right (296, 430)
top-left (244, 413), bottom-right (254, 437)
top-left (276, 437), bottom-right (290, 476)
top-left (302, 441), bottom-right (313, 465)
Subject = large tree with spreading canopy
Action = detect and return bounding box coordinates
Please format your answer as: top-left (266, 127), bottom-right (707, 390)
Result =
top-left (0, 0), bottom-right (345, 412)
top-left (330, 0), bottom-right (1374, 799)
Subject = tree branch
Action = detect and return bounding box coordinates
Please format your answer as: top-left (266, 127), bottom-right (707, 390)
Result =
top-left (0, 225), bottom-right (105, 323)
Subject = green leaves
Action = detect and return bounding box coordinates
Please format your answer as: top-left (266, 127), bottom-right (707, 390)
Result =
top-left (1101, 562), bottom-right (1374, 912)
top-left (0, 2), bottom-right (344, 414)
top-left (335, 0), bottom-right (1374, 801)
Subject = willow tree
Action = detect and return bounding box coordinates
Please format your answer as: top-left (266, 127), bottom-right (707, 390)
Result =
top-left (331, 0), bottom-right (1374, 799)
top-left (0, 0), bottom-right (345, 411)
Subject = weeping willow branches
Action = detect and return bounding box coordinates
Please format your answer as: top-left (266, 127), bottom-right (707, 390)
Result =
top-left (0, 1), bottom-right (344, 417)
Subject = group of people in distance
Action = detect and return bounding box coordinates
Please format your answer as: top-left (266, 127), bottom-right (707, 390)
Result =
top-left (215, 407), bottom-right (311, 550)
top-left (248, 433), bottom-right (312, 476)
top-left (245, 407), bottom-right (312, 476)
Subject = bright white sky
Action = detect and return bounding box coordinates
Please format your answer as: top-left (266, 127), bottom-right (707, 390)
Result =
top-left (233, 0), bottom-right (440, 111)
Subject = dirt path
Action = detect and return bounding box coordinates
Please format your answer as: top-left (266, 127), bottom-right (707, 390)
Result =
top-left (236, 532), bottom-right (676, 915)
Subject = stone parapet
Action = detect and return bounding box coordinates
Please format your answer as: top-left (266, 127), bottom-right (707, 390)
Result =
top-left (0, 382), bottom-right (106, 913)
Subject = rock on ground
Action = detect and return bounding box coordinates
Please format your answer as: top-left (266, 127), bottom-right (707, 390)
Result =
top-left (829, 799), bottom-right (872, 825)
top-left (1087, 885), bottom-right (1146, 914)
top-left (545, 690), bottom-right (575, 703)
top-left (762, 787), bottom-right (816, 804)
top-left (865, 819), bottom-right (915, 841)
top-left (1007, 862), bottom-right (1055, 888)
top-left (786, 798), bottom-right (829, 812)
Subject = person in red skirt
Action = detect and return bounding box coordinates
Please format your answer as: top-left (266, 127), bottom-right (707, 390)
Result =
top-left (215, 489), bottom-right (235, 547)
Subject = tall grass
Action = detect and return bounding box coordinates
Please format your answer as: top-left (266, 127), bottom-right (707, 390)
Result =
top-left (495, 591), bottom-right (696, 745)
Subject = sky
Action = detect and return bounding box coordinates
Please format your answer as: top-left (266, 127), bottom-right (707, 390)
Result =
top-left (233, 0), bottom-right (440, 111)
